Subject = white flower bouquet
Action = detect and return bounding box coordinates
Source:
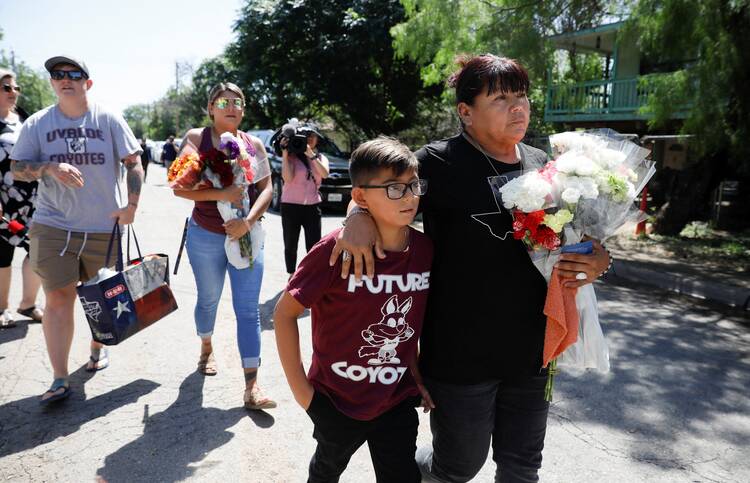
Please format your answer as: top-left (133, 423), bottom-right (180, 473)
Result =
top-left (494, 129), bottom-right (655, 380)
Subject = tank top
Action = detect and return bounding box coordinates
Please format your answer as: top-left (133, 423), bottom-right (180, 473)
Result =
top-left (192, 128), bottom-right (257, 234)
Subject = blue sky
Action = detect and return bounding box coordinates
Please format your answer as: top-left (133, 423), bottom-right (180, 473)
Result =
top-left (0, 0), bottom-right (243, 114)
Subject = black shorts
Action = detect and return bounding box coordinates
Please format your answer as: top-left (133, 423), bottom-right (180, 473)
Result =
top-left (0, 235), bottom-right (29, 268)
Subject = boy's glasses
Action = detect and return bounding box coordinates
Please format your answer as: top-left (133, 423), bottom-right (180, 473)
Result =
top-left (2, 84), bottom-right (21, 93)
top-left (214, 98), bottom-right (244, 109)
top-left (50, 70), bottom-right (87, 81)
top-left (360, 179), bottom-right (428, 200)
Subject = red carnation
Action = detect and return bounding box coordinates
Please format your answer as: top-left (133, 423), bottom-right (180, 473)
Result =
top-left (534, 225), bottom-right (561, 250)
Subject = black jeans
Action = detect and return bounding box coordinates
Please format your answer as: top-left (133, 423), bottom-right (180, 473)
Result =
top-left (281, 202), bottom-right (322, 274)
top-left (416, 371), bottom-right (550, 483)
top-left (306, 391), bottom-right (421, 483)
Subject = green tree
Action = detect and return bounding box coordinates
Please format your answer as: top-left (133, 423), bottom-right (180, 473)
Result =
top-left (392, 0), bottom-right (618, 135)
top-left (228, 0), bottom-right (440, 140)
top-left (1, 27), bottom-right (56, 114)
top-left (626, 0), bottom-right (750, 234)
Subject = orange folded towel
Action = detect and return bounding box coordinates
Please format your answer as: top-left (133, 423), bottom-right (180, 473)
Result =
top-left (542, 267), bottom-right (580, 367)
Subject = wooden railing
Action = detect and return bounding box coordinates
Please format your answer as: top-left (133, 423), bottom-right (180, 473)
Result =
top-left (545, 76), bottom-right (664, 120)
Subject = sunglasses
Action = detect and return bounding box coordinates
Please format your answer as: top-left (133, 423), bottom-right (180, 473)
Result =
top-left (360, 179), bottom-right (428, 200)
top-left (214, 98), bottom-right (244, 109)
top-left (50, 70), bottom-right (87, 81)
top-left (2, 84), bottom-right (21, 93)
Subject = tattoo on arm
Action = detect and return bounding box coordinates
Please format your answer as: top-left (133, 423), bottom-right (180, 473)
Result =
top-left (124, 155), bottom-right (144, 197)
top-left (11, 160), bottom-right (50, 181)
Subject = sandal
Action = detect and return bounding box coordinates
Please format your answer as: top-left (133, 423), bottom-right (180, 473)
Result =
top-left (198, 352), bottom-right (218, 376)
top-left (244, 385), bottom-right (277, 410)
top-left (86, 347), bottom-right (110, 372)
top-left (17, 305), bottom-right (44, 323)
top-left (0, 309), bottom-right (16, 329)
top-left (40, 378), bottom-right (71, 405)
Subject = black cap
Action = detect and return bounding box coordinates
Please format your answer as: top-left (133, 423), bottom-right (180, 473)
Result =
top-left (44, 55), bottom-right (90, 78)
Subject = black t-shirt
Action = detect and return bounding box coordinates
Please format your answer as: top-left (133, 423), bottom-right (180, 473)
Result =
top-left (417, 134), bottom-right (550, 384)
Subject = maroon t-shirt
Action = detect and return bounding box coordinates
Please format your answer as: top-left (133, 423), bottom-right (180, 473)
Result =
top-left (287, 227), bottom-right (434, 421)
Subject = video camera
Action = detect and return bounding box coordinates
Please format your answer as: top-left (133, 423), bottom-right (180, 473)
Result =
top-left (271, 120), bottom-right (319, 156)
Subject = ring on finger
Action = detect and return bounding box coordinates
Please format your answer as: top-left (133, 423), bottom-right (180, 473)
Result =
top-left (342, 250), bottom-right (351, 262)
top-left (575, 272), bottom-right (587, 280)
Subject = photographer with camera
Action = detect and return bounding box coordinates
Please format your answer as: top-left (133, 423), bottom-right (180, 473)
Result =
top-left (277, 121), bottom-right (329, 277)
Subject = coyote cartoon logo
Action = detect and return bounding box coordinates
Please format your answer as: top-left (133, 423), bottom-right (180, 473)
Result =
top-left (358, 295), bottom-right (414, 365)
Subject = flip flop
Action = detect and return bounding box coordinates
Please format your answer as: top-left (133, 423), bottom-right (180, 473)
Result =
top-left (17, 305), bottom-right (44, 323)
top-left (0, 309), bottom-right (16, 329)
top-left (40, 378), bottom-right (71, 405)
top-left (86, 348), bottom-right (110, 372)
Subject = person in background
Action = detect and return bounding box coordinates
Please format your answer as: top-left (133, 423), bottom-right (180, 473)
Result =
top-left (280, 126), bottom-right (329, 277)
top-left (139, 138), bottom-right (151, 180)
top-left (0, 67), bottom-right (43, 328)
top-left (161, 134), bottom-right (177, 171)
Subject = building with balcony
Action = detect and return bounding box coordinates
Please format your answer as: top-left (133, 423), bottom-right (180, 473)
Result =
top-left (544, 21), bottom-right (687, 134)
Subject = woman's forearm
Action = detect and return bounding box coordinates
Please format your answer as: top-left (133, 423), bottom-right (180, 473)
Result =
top-left (311, 154), bottom-right (330, 178)
top-left (173, 188), bottom-right (224, 202)
top-left (281, 151), bottom-right (294, 183)
top-left (246, 177), bottom-right (272, 224)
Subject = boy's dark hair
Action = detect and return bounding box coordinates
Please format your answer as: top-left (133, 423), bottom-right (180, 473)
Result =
top-left (349, 136), bottom-right (418, 186)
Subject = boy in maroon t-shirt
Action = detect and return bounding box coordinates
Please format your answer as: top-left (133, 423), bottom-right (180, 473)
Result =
top-left (274, 137), bottom-right (434, 482)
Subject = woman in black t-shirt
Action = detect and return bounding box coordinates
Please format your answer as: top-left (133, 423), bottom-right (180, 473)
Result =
top-left (333, 55), bottom-right (610, 482)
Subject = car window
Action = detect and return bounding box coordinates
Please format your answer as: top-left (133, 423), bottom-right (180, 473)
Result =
top-left (318, 137), bottom-right (343, 157)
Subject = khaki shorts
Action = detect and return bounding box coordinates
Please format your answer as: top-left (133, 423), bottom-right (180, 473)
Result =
top-left (29, 223), bottom-right (113, 291)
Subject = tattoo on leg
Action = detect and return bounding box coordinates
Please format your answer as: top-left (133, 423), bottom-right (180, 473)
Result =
top-left (244, 370), bottom-right (258, 383)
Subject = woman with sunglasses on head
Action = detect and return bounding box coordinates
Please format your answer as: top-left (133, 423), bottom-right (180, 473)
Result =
top-left (0, 68), bottom-right (43, 328)
top-left (279, 124), bottom-right (329, 277)
top-left (173, 82), bottom-right (276, 410)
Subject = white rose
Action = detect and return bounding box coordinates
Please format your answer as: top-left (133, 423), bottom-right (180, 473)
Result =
top-left (594, 148), bottom-right (627, 169)
top-left (561, 187), bottom-right (582, 204)
top-left (555, 152), bottom-right (600, 177)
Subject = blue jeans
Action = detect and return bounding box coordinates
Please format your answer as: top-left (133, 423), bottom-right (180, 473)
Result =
top-left (186, 218), bottom-right (264, 368)
top-left (416, 372), bottom-right (550, 483)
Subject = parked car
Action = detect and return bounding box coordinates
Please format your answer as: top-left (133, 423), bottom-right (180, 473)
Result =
top-left (247, 129), bottom-right (352, 212)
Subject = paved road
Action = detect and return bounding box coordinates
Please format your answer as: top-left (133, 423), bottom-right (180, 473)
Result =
top-left (1, 164), bottom-right (748, 482)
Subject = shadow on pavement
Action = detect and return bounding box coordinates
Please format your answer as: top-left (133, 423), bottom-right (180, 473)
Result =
top-left (259, 290), bottom-right (309, 332)
top-left (97, 370), bottom-right (274, 483)
top-left (0, 321), bottom-right (29, 346)
top-left (259, 290), bottom-right (282, 331)
top-left (0, 364), bottom-right (159, 458)
top-left (555, 282), bottom-right (750, 468)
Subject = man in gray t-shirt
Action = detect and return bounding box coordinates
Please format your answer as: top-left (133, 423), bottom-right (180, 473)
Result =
top-left (10, 55), bottom-right (144, 405)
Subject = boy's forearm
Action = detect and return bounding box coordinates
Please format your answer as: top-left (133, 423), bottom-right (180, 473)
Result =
top-left (408, 351), bottom-right (425, 385)
top-left (274, 313), bottom-right (313, 401)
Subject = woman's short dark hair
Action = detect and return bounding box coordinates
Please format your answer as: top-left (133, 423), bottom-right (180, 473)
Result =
top-left (349, 136), bottom-right (418, 187)
top-left (448, 54), bottom-right (529, 105)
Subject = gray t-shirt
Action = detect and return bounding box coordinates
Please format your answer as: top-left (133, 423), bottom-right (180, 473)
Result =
top-left (11, 103), bottom-right (141, 232)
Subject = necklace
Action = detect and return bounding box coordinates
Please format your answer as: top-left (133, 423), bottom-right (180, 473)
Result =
top-left (461, 130), bottom-right (523, 177)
